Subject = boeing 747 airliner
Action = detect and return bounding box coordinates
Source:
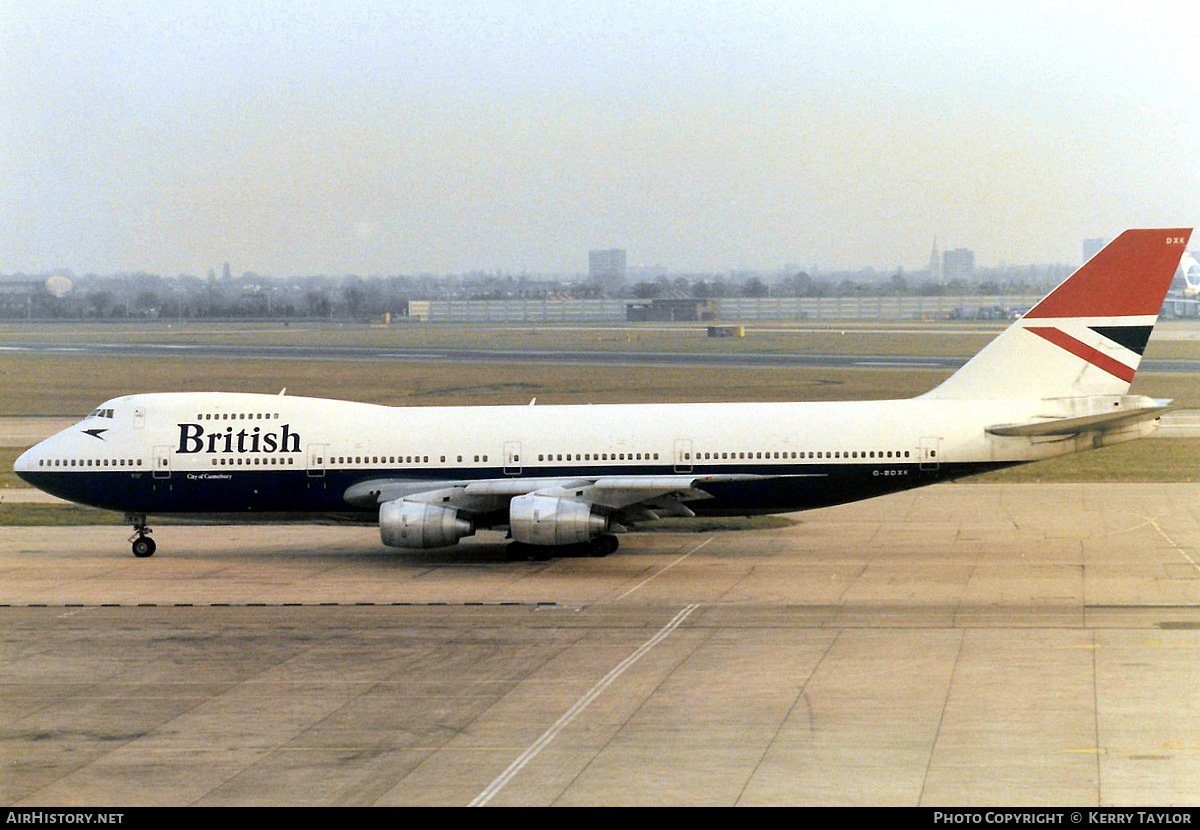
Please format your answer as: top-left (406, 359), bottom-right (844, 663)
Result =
top-left (14, 229), bottom-right (1191, 558)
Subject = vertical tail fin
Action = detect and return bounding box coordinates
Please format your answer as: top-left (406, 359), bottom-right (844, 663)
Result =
top-left (923, 229), bottom-right (1191, 400)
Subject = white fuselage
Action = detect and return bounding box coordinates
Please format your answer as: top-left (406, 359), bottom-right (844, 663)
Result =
top-left (15, 390), bottom-right (1150, 522)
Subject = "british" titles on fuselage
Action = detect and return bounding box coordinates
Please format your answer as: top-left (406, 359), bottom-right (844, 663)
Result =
top-left (176, 423), bottom-right (302, 455)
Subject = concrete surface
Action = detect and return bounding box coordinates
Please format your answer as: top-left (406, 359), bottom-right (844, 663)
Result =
top-left (2, 482), bottom-right (1200, 806)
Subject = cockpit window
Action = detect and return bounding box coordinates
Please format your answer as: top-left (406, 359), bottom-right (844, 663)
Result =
top-left (85, 408), bottom-right (115, 419)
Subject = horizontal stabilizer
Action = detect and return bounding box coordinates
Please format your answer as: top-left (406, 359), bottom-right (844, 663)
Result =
top-left (986, 399), bottom-right (1170, 436)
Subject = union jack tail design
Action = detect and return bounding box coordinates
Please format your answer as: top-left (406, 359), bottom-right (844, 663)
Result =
top-left (925, 229), bottom-right (1192, 400)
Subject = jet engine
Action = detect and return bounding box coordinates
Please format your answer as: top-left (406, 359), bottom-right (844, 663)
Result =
top-left (379, 499), bottom-right (473, 549)
top-left (1182, 252), bottom-right (1200, 297)
top-left (509, 493), bottom-right (608, 546)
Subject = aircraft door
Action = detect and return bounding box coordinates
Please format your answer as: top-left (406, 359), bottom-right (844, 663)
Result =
top-left (919, 436), bottom-right (942, 471)
top-left (153, 445), bottom-right (172, 479)
top-left (504, 441), bottom-right (522, 476)
top-left (674, 439), bottom-right (693, 473)
top-left (307, 443), bottom-right (328, 477)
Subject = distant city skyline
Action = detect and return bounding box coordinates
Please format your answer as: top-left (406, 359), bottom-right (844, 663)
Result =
top-left (2, 2), bottom-right (1197, 277)
top-left (0, 235), bottom-right (1184, 281)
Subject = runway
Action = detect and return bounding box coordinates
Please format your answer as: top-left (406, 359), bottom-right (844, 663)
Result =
top-left (4, 483), bottom-right (1200, 806)
top-left (5, 340), bottom-right (1200, 374)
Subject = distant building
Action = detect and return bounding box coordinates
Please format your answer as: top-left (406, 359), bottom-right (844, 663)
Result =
top-left (929, 237), bottom-right (942, 280)
top-left (625, 298), bottom-right (717, 322)
top-left (1083, 238), bottom-right (1107, 264)
top-left (589, 249), bottom-right (627, 294)
top-left (943, 248), bottom-right (975, 283)
top-left (0, 280), bottom-right (50, 318)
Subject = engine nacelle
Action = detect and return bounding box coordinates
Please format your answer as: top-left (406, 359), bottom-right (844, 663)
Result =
top-left (379, 499), bottom-right (473, 549)
top-left (509, 493), bottom-right (607, 546)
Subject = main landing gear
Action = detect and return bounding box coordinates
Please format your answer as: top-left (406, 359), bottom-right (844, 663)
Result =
top-left (126, 514), bottom-right (156, 558)
top-left (507, 534), bottom-right (619, 561)
top-left (590, 535), bottom-right (620, 557)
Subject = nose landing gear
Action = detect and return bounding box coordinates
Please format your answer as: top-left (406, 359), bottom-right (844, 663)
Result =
top-left (126, 514), bottom-right (156, 558)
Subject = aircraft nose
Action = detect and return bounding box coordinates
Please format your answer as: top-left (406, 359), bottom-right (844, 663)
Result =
top-left (13, 443), bottom-right (44, 484)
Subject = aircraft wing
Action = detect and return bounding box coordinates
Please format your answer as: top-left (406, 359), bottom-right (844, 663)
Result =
top-left (343, 476), bottom-right (592, 513)
top-left (496, 474), bottom-right (783, 522)
top-left (343, 473), bottom-right (784, 517)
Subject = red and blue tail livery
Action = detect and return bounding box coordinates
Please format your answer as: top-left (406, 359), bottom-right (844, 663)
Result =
top-left (925, 229), bottom-right (1189, 400)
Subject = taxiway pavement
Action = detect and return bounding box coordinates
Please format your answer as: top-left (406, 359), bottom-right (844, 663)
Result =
top-left (3, 482), bottom-right (1200, 806)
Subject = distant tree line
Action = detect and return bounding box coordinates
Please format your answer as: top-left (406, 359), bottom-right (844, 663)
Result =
top-left (627, 265), bottom-right (1067, 302)
top-left (0, 262), bottom-right (1071, 320)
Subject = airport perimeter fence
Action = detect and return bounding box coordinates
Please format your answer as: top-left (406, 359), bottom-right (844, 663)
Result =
top-left (715, 295), bottom-right (1042, 321)
top-left (408, 295), bottom-right (1045, 324)
top-left (407, 299), bottom-right (627, 323)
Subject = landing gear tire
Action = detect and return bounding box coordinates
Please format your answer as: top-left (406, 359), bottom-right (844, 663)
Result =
top-left (507, 535), bottom-right (619, 560)
top-left (589, 535), bottom-right (619, 557)
top-left (126, 514), bottom-right (155, 558)
top-left (507, 541), bottom-right (551, 561)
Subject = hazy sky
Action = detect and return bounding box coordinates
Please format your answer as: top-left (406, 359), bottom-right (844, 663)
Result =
top-left (2, 0), bottom-right (1197, 276)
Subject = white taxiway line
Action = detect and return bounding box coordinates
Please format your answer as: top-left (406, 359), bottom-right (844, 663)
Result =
top-left (614, 538), bottom-right (713, 602)
top-left (1146, 516), bottom-right (1200, 576)
top-left (468, 602), bottom-right (701, 807)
